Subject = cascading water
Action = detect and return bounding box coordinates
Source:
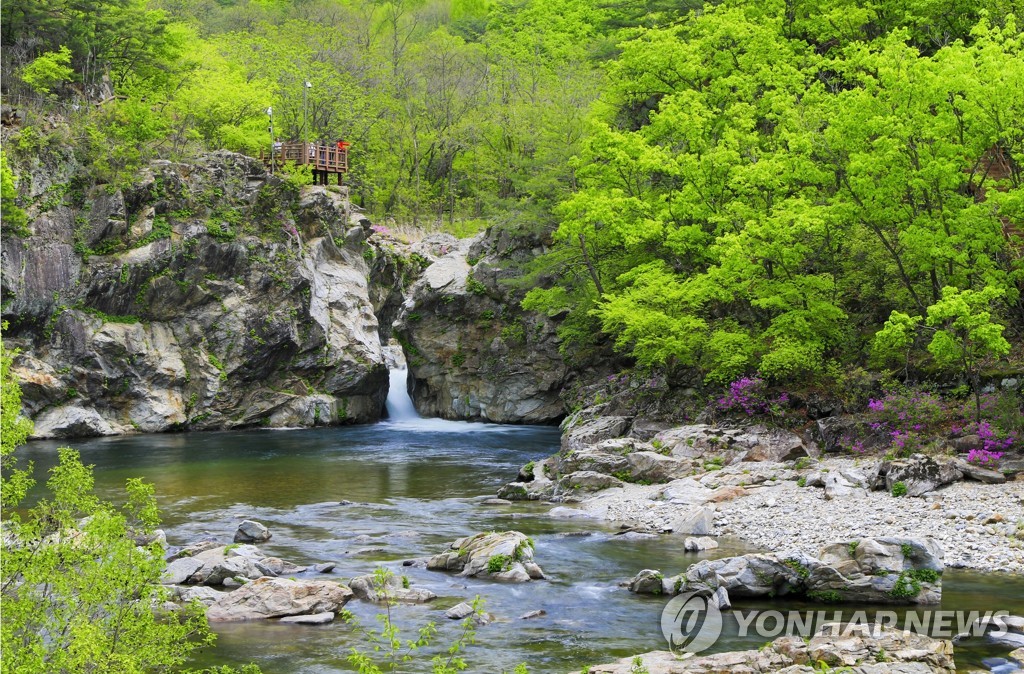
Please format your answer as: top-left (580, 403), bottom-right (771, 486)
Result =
top-left (385, 368), bottom-right (420, 421)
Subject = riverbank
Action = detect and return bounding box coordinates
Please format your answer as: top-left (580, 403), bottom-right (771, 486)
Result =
top-left (559, 456), bottom-right (1024, 575)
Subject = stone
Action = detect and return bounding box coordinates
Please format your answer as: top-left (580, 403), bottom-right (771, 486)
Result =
top-left (427, 531), bottom-right (542, 582)
top-left (707, 485), bottom-right (745, 503)
top-left (627, 569), bottom-right (668, 595)
top-left (312, 562), bottom-right (337, 573)
top-left (234, 520), bottom-right (272, 543)
top-left (668, 506), bottom-right (715, 535)
top-left (684, 536), bottom-right (719, 552)
top-left (823, 472), bottom-right (863, 500)
top-left (625, 451), bottom-right (692, 483)
top-left (348, 573), bottom-right (437, 603)
top-left (561, 416), bottom-right (634, 453)
top-left (279, 611), bottom-right (335, 624)
top-left (558, 471), bottom-right (625, 492)
top-left (519, 610), bottom-right (547, 620)
top-left (162, 556), bottom-right (204, 585)
top-left (481, 498), bottom-right (512, 506)
top-left (206, 577), bottom-right (354, 622)
top-left (957, 459), bottom-right (1007, 484)
top-left (444, 602), bottom-right (474, 620)
top-left (668, 537), bottom-right (944, 604)
top-left (31, 405), bottom-right (116, 439)
top-left (255, 557), bottom-right (307, 576)
top-left (170, 585), bottom-right (223, 607)
top-left (652, 424), bottom-right (810, 463)
top-left (871, 455), bottom-right (964, 496)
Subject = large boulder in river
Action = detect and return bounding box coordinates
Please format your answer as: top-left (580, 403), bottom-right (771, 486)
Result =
top-left (634, 537), bottom-right (943, 604)
top-left (427, 531), bottom-right (544, 582)
top-left (205, 577), bottom-right (353, 622)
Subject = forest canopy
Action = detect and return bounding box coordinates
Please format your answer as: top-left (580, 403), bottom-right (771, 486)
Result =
top-left (2, 0), bottom-right (1022, 384)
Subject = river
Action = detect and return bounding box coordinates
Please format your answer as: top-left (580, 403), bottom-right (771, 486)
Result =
top-left (19, 371), bottom-right (1024, 673)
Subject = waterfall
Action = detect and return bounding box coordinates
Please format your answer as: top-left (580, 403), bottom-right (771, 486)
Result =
top-left (385, 368), bottom-right (420, 421)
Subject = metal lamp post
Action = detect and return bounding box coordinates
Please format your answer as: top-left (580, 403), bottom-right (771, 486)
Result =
top-left (302, 81), bottom-right (312, 154)
top-left (266, 106), bottom-right (275, 173)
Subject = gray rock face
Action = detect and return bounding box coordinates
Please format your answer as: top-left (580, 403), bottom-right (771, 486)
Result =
top-left (394, 232), bottom-right (567, 424)
top-left (4, 153), bottom-right (389, 438)
top-left (633, 537), bottom-right (944, 605)
top-left (205, 577), bottom-right (354, 622)
top-left (427, 531), bottom-right (543, 582)
top-left (578, 622), bottom-right (955, 673)
top-left (234, 520), bottom-right (272, 543)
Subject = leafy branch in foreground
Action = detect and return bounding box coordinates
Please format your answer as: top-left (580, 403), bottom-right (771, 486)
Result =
top-left (343, 567), bottom-right (527, 674)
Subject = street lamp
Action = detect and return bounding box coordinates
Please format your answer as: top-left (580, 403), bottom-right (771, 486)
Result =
top-left (302, 81), bottom-right (312, 153)
top-left (266, 106), bottom-right (275, 173)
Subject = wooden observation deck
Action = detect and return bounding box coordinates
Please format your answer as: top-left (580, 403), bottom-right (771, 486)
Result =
top-left (262, 141), bottom-right (349, 185)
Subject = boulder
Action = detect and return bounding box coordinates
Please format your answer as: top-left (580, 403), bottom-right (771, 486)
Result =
top-left (625, 452), bottom-right (692, 483)
top-left (162, 556), bottom-right (204, 585)
top-left (349, 573), bottom-right (437, 603)
top-left (234, 520), bottom-right (272, 543)
top-left (561, 416), bottom-right (633, 453)
top-left (31, 405), bottom-right (116, 439)
top-left (652, 424), bottom-right (809, 464)
top-left (870, 455), bottom-right (964, 496)
top-left (427, 531), bottom-right (542, 582)
top-left (813, 414), bottom-right (890, 453)
top-left (649, 538), bottom-right (943, 604)
top-left (684, 537), bottom-right (719, 552)
top-left (445, 602), bottom-right (475, 620)
top-left (667, 506), bottom-right (715, 535)
top-left (558, 471), bottom-right (625, 492)
top-left (627, 569), bottom-right (669, 595)
top-left (206, 577), bottom-right (354, 622)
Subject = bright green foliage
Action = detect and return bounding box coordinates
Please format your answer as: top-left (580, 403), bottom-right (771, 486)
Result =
top-left (19, 46), bottom-right (74, 95)
top-left (1, 339), bottom-right (257, 674)
top-left (1, 447), bottom-right (216, 673)
top-left (343, 567), bottom-right (495, 674)
top-left (1, 336), bottom-right (34, 507)
top-left (526, 0), bottom-right (1024, 380)
top-left (1, 153), bottom-right (29, 236)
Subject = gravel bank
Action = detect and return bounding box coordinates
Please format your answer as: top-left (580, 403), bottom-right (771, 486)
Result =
top-left (561, 458), bottom-right (1024, 574)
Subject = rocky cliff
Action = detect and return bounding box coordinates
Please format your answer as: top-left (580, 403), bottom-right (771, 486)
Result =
top-left (393, 228), bottom-right (568, 424)
top-left (2, 151), bottom-right (390, 437)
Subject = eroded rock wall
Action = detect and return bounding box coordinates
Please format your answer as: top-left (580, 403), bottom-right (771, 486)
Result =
top-left (2, 151), bottom-right (387, 437)
top-left (393, 231), bottom-right (568, 424)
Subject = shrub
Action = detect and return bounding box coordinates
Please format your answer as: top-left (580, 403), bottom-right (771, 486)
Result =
top-left (891, 481), bottom-right (908, 497)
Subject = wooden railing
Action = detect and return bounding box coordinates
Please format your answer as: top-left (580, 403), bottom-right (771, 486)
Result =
top-left (261, 142), bottom-right (349, 173)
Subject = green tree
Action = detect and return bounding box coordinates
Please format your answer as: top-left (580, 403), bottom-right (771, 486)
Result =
top-left (19, 45), bottom-right (75, 95)
top-left (0, 340), bottom-right (257, 674)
